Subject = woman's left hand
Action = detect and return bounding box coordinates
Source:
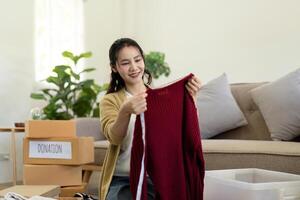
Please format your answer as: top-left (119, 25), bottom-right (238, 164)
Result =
top-left (185, 76), bottom-right (202, 102)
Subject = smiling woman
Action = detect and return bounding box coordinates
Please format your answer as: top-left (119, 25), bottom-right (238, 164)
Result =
top-left (99, 38), bottom-right (202, 200)
top-left (100, 38), bottom-right (154, 200)
top-left (106, 38), bottom-right (152, 94)
top-left (113, 46), bottom-right (146, 90)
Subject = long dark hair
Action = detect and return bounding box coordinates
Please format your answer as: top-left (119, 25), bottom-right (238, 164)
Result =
top-left (106, 38), bottom-right (152, 94)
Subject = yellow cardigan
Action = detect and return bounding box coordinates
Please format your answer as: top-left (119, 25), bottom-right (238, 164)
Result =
top-left (98, 88), bottom-right (127, 200)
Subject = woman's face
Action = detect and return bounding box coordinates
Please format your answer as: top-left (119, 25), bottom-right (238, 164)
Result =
top-left (113, 46), bottom-right (145, 87)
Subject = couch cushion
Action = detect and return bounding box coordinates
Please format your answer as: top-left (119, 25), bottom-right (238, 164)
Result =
top-left (250, 68), bottom-right (300, 141)
top-left (197, 73), bottom-right (248, 138)
top-left (202, 139), bottom-right (300, 156)
top-left (212, 82), bottom-right (272, 140)
top-left (203, 139), bottom-right (300, 175)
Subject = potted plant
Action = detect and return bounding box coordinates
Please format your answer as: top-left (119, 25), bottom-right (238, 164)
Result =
top-left (145, 51), bottom-right (171, 79)
top-left (30, 51), bottom-right (107, 120)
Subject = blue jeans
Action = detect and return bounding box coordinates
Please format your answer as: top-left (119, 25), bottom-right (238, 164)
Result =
top-left (106, 176), bottom-right (155, 200)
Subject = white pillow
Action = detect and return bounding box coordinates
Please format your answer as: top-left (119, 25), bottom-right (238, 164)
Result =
top-left (197, 73), bottom-right (248, 139)
top-left (250, 68), bottom-right (300, 141)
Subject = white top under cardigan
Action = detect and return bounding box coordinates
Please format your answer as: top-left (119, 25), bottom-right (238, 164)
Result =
top-left (114, 91), bottom-right (136, 176)
top-left (113, 90), bottom-right (147, 200)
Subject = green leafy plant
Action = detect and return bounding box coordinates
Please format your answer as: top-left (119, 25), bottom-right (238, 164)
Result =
top-left (145, 51), bottom-right (171, 79)
top-left (31, 51), bottom-right (108, 120)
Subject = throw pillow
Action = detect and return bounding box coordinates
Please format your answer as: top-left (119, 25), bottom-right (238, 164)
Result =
top-left (250, 68), bottom-right (300, 141)
top-left (197, 73), bottom-right (248, 139)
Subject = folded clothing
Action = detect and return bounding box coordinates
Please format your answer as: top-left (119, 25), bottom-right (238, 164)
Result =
top-left (4, 192), bottom-right (55, 200)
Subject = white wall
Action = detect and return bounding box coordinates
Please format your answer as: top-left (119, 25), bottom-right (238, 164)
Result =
top-left (83, 0), bottom-right (121, 87)
top-left (89, 0), bottom-right (300, 85)
top-left (85, 0), bottom-right (300, 85)
top-left (0, 1), bottom-right (34, 183)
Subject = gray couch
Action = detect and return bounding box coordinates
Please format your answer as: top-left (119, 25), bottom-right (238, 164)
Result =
top-left (82, 82), bottom-right (300, 196)
top-left (202, 83), bottom-right (300, 175)
top-left (90, 82), bottom-right (300, 181)
top-left (75, 118), bottom-right (108, 167)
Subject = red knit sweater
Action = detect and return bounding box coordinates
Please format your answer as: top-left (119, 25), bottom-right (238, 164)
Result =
top-left (130, 74), bottom-right (205, 200)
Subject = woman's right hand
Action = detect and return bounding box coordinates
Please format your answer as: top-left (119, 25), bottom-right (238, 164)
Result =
top-left (120, 92), bottom-right (148, 115)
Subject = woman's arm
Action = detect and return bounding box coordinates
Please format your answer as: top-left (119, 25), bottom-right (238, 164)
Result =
top-left (111, 92), bottom-right (147, 138)
top-left (100, 92), bottom-right (147, 145)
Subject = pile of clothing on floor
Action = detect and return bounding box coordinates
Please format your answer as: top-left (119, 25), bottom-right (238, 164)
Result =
top-left (2, 192), bottom-right (97, 200)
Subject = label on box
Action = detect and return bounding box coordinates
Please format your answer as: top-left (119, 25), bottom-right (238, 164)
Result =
top-left (29, 141), bottom-right (72, 159)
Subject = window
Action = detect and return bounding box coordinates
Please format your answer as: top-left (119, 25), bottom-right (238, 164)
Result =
top-left (34, 0), bottom-right (84, 81)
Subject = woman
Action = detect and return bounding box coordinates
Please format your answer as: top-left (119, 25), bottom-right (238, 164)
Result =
top-left (99, 38), bottom-right (201, 200)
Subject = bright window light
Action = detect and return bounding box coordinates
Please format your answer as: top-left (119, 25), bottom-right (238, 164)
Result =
top-left (34, 0), bottom-right (84, 81)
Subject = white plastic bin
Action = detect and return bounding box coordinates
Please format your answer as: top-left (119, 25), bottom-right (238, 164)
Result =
top-left (204, 168), bottom-right (300, 200)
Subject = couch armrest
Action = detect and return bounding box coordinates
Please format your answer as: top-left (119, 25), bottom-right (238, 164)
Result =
top-left (93, 140), bottom-right (109, 166)
top-left (76, 118), bottom-right (105, 141)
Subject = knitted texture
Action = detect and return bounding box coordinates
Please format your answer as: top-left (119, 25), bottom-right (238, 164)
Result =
top-left (130, 74), bottom-right (205, 200)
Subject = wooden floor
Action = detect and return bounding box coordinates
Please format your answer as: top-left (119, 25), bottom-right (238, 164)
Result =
top-left (0, 181), bottom-right (23, 190)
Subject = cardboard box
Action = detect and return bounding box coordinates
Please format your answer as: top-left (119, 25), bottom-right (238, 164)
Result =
top-left (23, 164), bottom-right (82, 186)
top-left (23, 137), bottom-right (94, 165)
top-left (0, 185), bottom-right (60, 198)
top-left (60, 184), bottom-right (87, 197)
top-left (25, 120), bottom-right (76, 138)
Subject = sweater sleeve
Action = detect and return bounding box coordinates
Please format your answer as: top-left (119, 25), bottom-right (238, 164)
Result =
top-left (99, 95), bottom-right (124, 145)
